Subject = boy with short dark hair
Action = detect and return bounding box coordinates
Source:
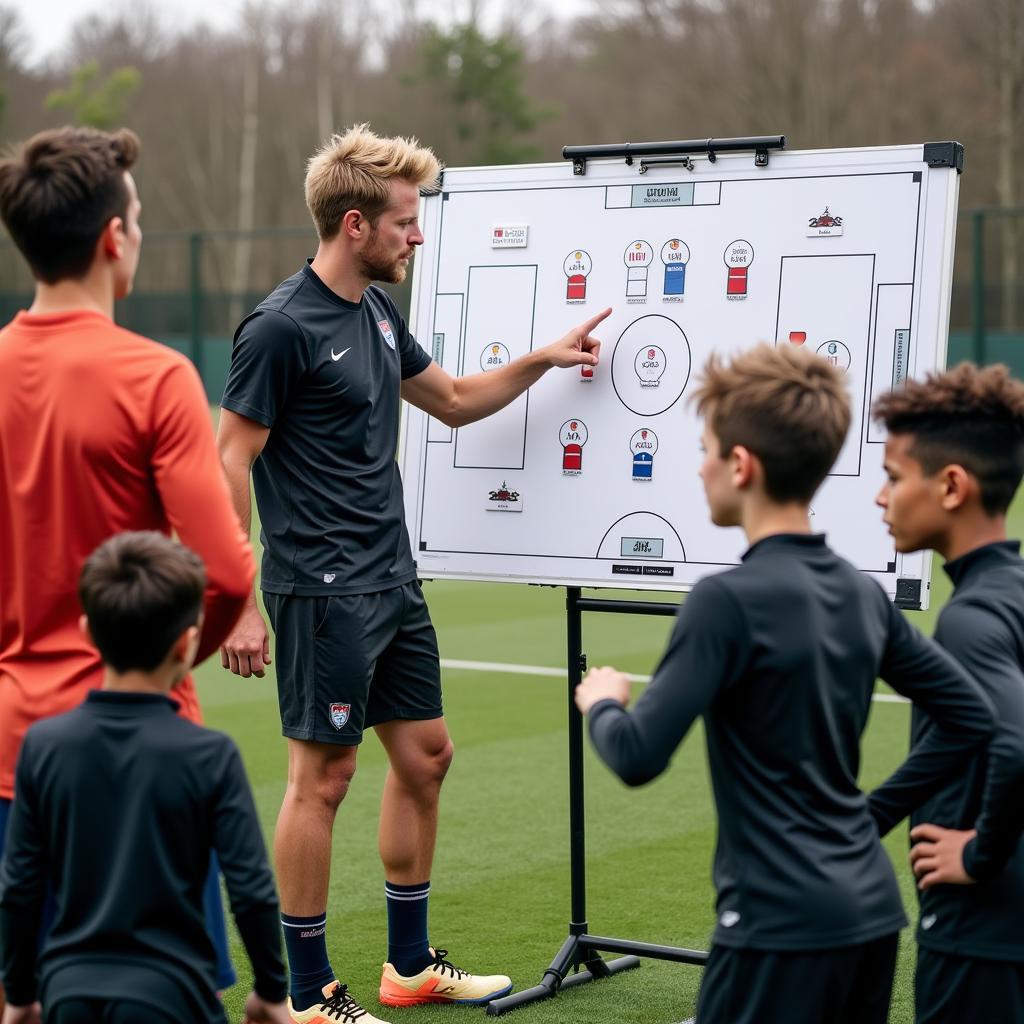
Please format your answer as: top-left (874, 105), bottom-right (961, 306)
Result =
top-left (0, 126), bottom-right (255, 995)
top-left (871, 362), bottom-right (1024, 1024)
top-left (575, 343), bottom-right (996, 1024)
top-left (0, 532), bottom-right (288, 1024)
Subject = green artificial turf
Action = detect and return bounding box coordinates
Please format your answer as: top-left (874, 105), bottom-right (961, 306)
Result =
top-left (196, 497), bottom-right (1024, 1023)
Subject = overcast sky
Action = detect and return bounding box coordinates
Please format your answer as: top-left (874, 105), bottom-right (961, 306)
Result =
top-left (17, 0), bottom-right (599, 68)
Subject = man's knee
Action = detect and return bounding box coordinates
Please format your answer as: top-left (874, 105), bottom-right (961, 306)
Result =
top-left (429, 735), bottom-right (454, 784)
top-left (413, 733), bottom-right (454, 790)
top-left (289, 743), bottom-right (358, 810)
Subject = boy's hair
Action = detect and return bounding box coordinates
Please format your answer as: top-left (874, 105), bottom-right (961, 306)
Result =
top-left (692, 342), bottom-right (851, 503)
top-left (0, 126), bottom-right (140, 284)
top-left (873, 362), bottom-right (1024, 515)
top-left (304, 123), bottom-right (441, 239)
top-left (78, 532), bottom-right (205, 674)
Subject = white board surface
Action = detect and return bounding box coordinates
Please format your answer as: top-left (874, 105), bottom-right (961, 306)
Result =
top-left (400, 143), bottom-right (962, 606)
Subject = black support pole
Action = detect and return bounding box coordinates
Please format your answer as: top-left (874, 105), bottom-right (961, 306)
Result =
top-left (566, 587), bottom-right (587, 935)
top-left (485, 590), bottom-right (708, 1017)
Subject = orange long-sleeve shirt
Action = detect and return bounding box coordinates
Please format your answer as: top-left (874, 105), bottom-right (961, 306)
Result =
top-left (0, 309), bottom-right (256, 799)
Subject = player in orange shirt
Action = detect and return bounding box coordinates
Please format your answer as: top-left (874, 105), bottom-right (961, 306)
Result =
top-left (0, 127), bottom-right (256, 1002)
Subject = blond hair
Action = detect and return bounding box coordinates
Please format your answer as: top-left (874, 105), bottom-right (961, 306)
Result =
top-left (304, 123), bottom-right (442, 239)
top-left (691, 343), bottom-right (851, 503)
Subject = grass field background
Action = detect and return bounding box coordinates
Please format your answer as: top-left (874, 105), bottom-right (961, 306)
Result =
top-left (198, 497), bottom-right (1024, 1023)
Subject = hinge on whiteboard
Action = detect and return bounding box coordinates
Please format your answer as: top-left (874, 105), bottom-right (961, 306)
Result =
top-left (894, 578), bottom-right (922, 610)
top-left (923, 142), bottom-right (964, 174)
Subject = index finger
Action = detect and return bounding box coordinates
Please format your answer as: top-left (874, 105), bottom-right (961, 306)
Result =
top-left (910, 823), bottom-right (943, 843)
top-left (579, 307), bottom-right (612, 335)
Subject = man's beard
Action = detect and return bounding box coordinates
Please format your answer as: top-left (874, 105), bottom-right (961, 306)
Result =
top-left (358, 231), bottom-right (410, 284)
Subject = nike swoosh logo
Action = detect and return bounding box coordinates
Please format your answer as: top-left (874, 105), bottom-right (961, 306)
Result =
top-left (331, 347), bottom-right (351, 361)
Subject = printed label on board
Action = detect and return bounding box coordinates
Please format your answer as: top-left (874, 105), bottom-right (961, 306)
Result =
top-left (612, 564), bottom-right (643, 575)
top-left (806, 207), bottom-right (844, 237)
top-left (491, 225), bottom-right (529, 248)
top-left (485, 479), bottom-right (523, 513)
top-left (620, 536), bottom-right (664, 559)
top-left (893, 329), bottom-right (910, 386)
top-left (631, 183), bottom-right (695, 208)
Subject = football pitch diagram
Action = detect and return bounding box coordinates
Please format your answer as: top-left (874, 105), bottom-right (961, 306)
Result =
top-left (401, 144), bottom-right (961, 602)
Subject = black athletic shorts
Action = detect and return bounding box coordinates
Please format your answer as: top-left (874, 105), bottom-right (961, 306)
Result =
top-left (47, 1000), bottom-right (186, 1024)
top-left (916, 947), bottom-right (1024, 1024)
top-left (264, 580), bottom-right (443, 745)
top-left (695, 932), bottom-right (898, 1024)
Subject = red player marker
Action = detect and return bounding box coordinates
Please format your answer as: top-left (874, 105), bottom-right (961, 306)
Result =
top-left (789, 331), bottom-right (807, 345)
top-left (581, 365), bottom-right (593, 379)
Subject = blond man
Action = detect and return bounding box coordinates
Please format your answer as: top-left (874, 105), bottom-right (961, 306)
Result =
top-left (217, 124), bottom-right (610, 1023)
top-left (575, 344), bottom-right (994, 1024)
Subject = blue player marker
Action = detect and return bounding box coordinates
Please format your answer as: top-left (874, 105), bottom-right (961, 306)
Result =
top-left (661, 239), bottom-right (690, 302)
top-left (629, 427), bottom-right (658, 481)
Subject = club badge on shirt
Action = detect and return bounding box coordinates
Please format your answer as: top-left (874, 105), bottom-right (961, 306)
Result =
top-left (329, 702), bottom-right (351, 729)
top-left (377, 319), bottom-right (397, 350)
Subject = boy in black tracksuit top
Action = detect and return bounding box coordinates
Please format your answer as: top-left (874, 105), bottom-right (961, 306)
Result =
top-left (871, 363), bottom-right (1024, 1024)
top-left (0, 533), bottom-right (290, 1024)
top-left (575, 344), bottom-right (996, 1024)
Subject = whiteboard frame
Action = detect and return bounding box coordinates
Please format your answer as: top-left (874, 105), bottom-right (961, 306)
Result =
top-left (399, 143), bottom-right (962, 606)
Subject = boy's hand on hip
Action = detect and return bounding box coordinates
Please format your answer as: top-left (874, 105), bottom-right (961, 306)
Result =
top-left (909, 823), bottom-right (977, 890)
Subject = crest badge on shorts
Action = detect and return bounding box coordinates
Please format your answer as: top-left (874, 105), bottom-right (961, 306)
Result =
top-left (377, 319), bottom-right (397, 350)
top-left (329, 702), bottom-right (351, 730)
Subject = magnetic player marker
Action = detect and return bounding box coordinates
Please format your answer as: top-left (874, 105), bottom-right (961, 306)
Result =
top-left (624, 240), bottom-right (654, 298)
top-left (724, 240), bottom-right (754, 300)
top-left (564, 250), bottom-right (593, 303)
top-left (661, 239), bottom-right (690, 298)
top-left (559, 418), bottom-right (589, 475)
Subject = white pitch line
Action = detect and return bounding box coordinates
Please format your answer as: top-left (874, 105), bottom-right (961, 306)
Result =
top-left (439, 658), bottom-right (909, 704)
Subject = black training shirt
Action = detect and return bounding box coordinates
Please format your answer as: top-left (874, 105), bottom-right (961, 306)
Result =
top-left (0, 691), bottom-right (286, 1017)
top-left (588, 534), bottom-right (994, 952)
top-left (871, 541), bottom-right (1024, 961)
top-left (221, 262), bottom-right (432, 595)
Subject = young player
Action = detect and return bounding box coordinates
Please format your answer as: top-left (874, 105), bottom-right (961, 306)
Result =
top-left (0, 532), bottom-right (287, 1024)
top-left (217, 123), bottom-right (609, 1022)
top-left (574, 343), bottom-right (996, 1024)
top-left (871, 363), bottom-right (1024, 1023)
top-left (0, 126), bottom-right (255, 994)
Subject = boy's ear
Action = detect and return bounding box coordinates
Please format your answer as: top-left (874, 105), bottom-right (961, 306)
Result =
top-left (171, 624), bottom-right (200, 665)
top-left (79, 614), bottom-right (94, 646)
top-left (939, 463), bottom-right (973, 512)
top-left (98, 216), bottom-right (125, 261)
top-left (730, 445), bottom-right (757, 489)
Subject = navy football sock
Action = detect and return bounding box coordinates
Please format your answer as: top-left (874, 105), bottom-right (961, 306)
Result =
top-left (281, 912), bottom-right (335, 1011)
top-left (385, 880), bottom-right (433, 976)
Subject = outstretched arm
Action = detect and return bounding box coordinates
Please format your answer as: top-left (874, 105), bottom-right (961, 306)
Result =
top-left (402, 308), bottom-right (611, 427)
top-left (578, 578), bottom-right (744, 787)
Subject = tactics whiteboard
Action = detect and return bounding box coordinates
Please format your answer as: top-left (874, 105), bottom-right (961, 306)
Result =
top-left (399, 142), bottom-right (963, 606)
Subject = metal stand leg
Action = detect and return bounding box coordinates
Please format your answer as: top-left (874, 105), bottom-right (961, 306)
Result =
top-left (485, 589), bottom-right (707, 1016)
